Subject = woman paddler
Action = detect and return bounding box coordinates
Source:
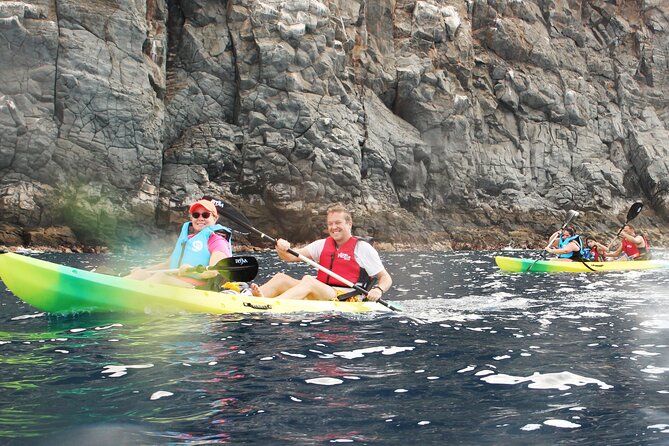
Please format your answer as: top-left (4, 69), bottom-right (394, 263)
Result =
top-left (125, 199), bottom-right (232, 288)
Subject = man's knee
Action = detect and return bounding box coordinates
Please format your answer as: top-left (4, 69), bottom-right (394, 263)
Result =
top-left (300, 275), bottom-right (319, 285)
top-left (268, 272), bottom-right (299, 287)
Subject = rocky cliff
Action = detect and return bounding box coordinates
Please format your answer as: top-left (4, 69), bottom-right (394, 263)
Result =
top-left (1, 0), bottom-right (668, 250)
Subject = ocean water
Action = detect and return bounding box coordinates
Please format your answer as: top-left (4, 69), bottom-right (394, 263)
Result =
top-left (1, 250), bottom-right (669, 445)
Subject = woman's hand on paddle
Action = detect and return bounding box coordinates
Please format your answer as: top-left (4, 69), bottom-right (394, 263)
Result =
top-left (177, 264), bottom-right (193, 276)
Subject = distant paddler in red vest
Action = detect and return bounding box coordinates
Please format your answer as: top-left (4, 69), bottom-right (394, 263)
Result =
top-left (606, 224), bottom-right (651, 260)
top-left (126, 199), bottom-right (232, 287)
top-left (250, 203), bottom-right (392, 301)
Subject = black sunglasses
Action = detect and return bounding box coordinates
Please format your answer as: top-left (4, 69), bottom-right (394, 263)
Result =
top-left (191, 212), bottom-right (212, 219)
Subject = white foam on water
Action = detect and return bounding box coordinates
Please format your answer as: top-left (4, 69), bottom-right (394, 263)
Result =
top-left (641, 366), bottom-right (669, 374)
top-left (101, 364), bottom-right (154, 378)
top-left (398, 295), bottom-right (532, 323)
top-left (481, 371), bottom-right (613, 390)
top-left (281, 351), bottom-right (307, 358)
top-left (640, 319), bottom-right (669, 329)
top-left (150, 391), bottom-right (173, 400)
top-left (95, 324), bottom-right (123, 330)
top-left (305, 377), bottom-right (343, 386)
top-left (333, 346), bottom-right (414, 359)
top-left (580, 312), bottom-right (611, 318)
top-left (632, 350), bottom-right (660, 356)
top-left (544, 419), bottom-right (581, 428)
top-left (11, 313), bottom-right (46, 320)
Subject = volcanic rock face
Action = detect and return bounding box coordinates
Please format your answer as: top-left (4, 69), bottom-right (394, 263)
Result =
top-left (0, 0), bottom-right (668, 249)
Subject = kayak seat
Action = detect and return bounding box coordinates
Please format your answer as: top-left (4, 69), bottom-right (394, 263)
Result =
top-left (336, 276), bottom-right (378, 302)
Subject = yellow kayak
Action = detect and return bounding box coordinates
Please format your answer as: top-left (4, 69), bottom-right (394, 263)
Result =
top-left (0, 252), bottom-right (393, 315)
top-left (496, 255), bottom-right (669, 273)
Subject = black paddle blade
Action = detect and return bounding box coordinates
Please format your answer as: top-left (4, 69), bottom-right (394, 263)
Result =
top-left (627, 202), bottom-right (643, 222)
top-left (210, 255), bottom-right (259, 282)
top-left (200, 196), bottom-right (253, 233)
top-left (562, 210), bottom-right (579, 229)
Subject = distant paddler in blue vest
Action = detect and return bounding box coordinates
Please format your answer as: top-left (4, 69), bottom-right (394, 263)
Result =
top-left (250, 203), bottom-right (392, 301)
top-left (126, 199), bottom-right (232, 288)
top-left (544, 226), bottom-right (584, 261)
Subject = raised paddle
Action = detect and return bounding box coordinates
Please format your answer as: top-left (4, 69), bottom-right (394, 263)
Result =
top-left (527, 209), bottom-right (580, 272)
top-left (606, 202), bottom-right (643, 250)
top-left (213, 199), bottom-right (401, 311)
top-left (151, 255), bottom-right (259, 282)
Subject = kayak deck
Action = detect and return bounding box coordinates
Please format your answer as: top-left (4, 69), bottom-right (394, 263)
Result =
top-left (495, 255), bottom-right (669, 273)
top-left (0, 252), bottom-right (392, 315)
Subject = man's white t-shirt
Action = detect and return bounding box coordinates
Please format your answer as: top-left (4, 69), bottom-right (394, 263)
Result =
top-left (305, 238), bottom-right (385, 278)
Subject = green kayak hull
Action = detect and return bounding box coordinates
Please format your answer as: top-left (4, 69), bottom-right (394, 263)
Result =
top-left (0, 252), bottom-right (391, 315)
top-left (496, 255), bottom-right (669, 273)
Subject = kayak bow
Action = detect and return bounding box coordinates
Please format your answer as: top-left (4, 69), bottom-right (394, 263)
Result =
top-left (0, 252), bottom-right (393, 315)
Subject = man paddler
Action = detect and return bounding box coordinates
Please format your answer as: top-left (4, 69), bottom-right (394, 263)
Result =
top-left (250, 203), bottom-right (392, 301)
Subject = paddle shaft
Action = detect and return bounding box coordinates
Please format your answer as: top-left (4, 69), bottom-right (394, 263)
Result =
top-left (223, 213), bottom-right (400, 311)
top-left (145, 256), bottom-right (259, 282)
top-left (153, 264), bottom-right (232, 274)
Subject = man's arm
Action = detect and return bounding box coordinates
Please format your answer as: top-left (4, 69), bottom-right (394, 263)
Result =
top-left (607, 243), bottom-right (623, 258)
top-left (275, 238), bottom-right (312, 262)
top-left (626, 233), bottom-right (645, 248)
top-left (367, 269), bottom-right (392, 302)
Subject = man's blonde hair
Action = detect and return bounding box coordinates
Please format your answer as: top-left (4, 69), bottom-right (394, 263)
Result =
top-left (326, 203), bottom-right (352, 223)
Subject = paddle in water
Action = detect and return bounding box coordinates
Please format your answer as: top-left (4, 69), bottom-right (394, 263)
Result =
top-left (152, 255), bottom-right (259, 282)
top-left (527, 209), bottom-right (580, 272)
top-left (212, 198), bottom-right (401, 311)
top-left (606, 202), bottom-right (643, 250)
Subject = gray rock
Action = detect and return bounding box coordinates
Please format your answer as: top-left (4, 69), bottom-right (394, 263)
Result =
top-left (0, 0), bottom-right (667, 250)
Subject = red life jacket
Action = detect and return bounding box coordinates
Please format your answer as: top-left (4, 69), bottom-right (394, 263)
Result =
top-left (317, 236), bottom-right (362, 286)
top-left (621, 239), bottom-right (639, 258)
top-left (592, 247), bottom-right (606, 262)
top-left (622, 234), bottom-right (650, 259)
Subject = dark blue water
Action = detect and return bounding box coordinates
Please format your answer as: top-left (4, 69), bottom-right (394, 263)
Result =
top-left (2, 250), bottom-right (669, 445)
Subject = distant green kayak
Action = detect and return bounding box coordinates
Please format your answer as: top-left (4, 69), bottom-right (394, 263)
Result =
top-left (496, 255), bottom-right (669, 273)
top-left (0, 252), bottom-right (392, 315)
